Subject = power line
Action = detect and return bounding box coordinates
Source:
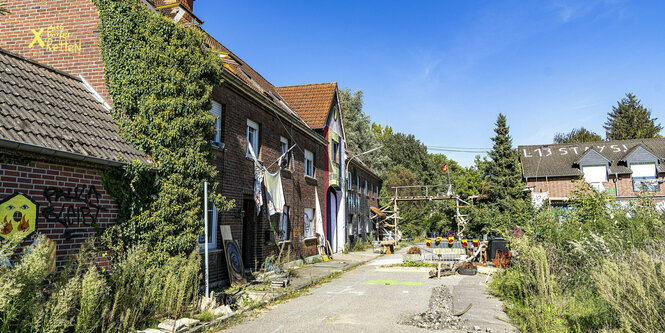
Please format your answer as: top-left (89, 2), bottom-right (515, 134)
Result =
top-left (427, 146), bottom-right (489, 154)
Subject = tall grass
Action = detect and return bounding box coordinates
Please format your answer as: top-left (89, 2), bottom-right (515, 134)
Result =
top-left (491, 183), bottom-right (665, 332)
top-left (0, 237), bottom-right (201, 333)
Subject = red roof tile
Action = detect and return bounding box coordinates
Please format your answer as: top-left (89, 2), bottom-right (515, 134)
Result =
top-left (276, 83), bottom-right (337, 129)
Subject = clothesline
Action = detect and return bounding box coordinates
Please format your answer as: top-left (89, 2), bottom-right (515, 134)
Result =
top-left (265, 144), bottom-right (297, 170)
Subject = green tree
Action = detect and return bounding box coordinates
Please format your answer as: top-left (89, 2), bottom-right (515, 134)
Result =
top-left (470, 114), bottom-right (531, 234)
top-left (381, 132), bottom-right (429, 180)
top-left (604, 93), bottom-right (662, 140)
top-left (381, 166), bottom-right (424, 237)
top-left (486, 113), bottom-right (527, 203)
top-left (339, 88), bottom-right (390, 174)
top-left (553, 127), bottom-right (602, 144)
top-left (0, 3), bottom-right (8, 15)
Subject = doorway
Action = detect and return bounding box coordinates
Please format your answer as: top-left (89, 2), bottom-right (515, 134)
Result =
top-left (326, 188), bottom-right (337, 252)
top-left (242, 199), bottom-right (256, 269)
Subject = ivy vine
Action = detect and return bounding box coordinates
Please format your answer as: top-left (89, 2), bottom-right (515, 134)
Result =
top-left (95, 0), bottom-right (234, 262)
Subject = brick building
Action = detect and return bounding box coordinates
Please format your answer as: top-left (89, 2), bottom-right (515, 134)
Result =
top-left (346, 154), bottom-right (381, 248)
top-left (276, 83), bottom-right (348, 253)
top-left (0, 0), bottom-right (328, 286)
top-left (0, 48), bottom-right (149, 269)
top-left (519, 138), bottom-right (665, 208)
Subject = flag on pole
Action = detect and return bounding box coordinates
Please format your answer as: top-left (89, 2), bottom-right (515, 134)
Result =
top-left (442, 164), bottom-right (448, 172)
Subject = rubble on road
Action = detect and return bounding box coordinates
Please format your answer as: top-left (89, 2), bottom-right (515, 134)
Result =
top-left (399, 285), bottom-right (468, 331)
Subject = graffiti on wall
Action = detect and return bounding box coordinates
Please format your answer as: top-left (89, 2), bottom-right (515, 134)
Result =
top-left (42, 185), bottom-right (106, 240)
top-left (0, 193), bottom-right (39, 240)
top-left (522, 144), bottom-right (629, 158)
top-left (29, 24), bottom-right (82, 53)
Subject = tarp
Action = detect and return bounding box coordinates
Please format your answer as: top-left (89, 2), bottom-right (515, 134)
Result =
top-left (264, 169), bottom-right (285, 216)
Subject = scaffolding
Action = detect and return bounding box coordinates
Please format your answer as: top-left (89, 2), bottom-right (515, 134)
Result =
top-left (371, 184), bottom-right (475, 242)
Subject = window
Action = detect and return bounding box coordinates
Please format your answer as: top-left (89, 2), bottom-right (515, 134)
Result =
top-left (364, 180), bottom-right (368, 196)
top-left (347, 172), bottom-right (352, 190)
top-left (246, 119), bottom-right (259, 158)
top-left (631, 162), bottom-right (658, 192)
top-left (280, 136), bottom-right (290, 169)
top-left (279, 206), bottom-right (290, 242)
top-left (199, 204), bottom-right (217, 250)
top-left (582, 165), bottom-right (607, 183)
top-left (304, 149), bottom-right (314, 177)
top-left (304, 208), bottom-right (315, 238)
top-left (332, 141), bottom-right (339, 164)
top-left (209, 101), bottom-right (223, 145)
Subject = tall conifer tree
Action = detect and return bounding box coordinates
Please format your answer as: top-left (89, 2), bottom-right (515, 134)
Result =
top-left (604, 93), bottom-right (662, 140)
top-left (486, 113), bottom-right (526, 204)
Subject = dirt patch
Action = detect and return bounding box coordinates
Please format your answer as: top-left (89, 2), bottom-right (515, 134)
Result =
top-left (399, 285), bottom-right (467, 331)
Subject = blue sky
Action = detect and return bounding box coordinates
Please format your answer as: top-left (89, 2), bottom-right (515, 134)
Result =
top-left (196, 0), bottom-right (665, 166)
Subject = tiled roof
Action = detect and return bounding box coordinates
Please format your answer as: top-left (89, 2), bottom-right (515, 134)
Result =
top-left (518, 138), bottom-right (665, 178)
top-left (0, 48), bottom-right (149, 164)
top-left (276, 83), bottom-right (337, 129)
top-left (203, 34), bottom-right (309, 127)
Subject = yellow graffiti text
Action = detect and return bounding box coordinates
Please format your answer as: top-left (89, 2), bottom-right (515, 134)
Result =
top-left (29, 28), bottom-right (45, 48)
top-left (28, 24), bottom-right (81, 53)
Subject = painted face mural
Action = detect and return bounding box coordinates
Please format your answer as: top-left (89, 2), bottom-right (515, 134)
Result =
top-left (0, 194), bottom-right (38, 240)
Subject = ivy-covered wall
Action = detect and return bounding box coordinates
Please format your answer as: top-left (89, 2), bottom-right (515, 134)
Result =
top-left (94, 0), bottom-right (233, 261)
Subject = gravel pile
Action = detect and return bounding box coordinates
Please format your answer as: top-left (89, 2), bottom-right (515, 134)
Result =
top-left (399, 285), bottom-right (468, 331)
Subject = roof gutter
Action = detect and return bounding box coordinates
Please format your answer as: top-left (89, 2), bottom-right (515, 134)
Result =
top-left (220, 71), bottom-right (328, 146)
top-left (0, 138), bottom-right (124, 167)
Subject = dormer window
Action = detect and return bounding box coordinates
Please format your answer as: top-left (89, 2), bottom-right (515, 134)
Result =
top-left (631, 162), bottom-right (658, 192)
top-left (582, 165), bottom-right (608, 183)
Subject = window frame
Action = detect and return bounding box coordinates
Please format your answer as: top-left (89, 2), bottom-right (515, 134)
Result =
top-left (631, 162), bottom-right (658, 192)
top-left (246, 119), bottom-right (260, 158)
top-left (209, 101), bottom-right (223, 145)
top-left (278, 206), bottom-right (290, 242)
top-left (199, 204), bottom-right (217, 251)
top-left (280, 136), bottom-right (290, 169)
top-left (304, 149), bottom-right (314, 178)
top-left (582, 164), bottom-right (608, 183)
top-left (304, 208), bottom-right (315, 239)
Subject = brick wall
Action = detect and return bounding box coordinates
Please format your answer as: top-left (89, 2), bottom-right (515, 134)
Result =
top-left (0, 150), bottom-right (118, 270)
top-left (212, 83), bottom-right (326, 277)
top-left (0, 0), bottom-right (109, 102)
top-left (346, 163), bottom-right (381, 242)
top-left (527, 174), bottom-right (665, 201)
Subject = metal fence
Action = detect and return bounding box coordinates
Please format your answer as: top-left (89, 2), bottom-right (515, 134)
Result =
top-left (419, 241), bottom-right (479, 262)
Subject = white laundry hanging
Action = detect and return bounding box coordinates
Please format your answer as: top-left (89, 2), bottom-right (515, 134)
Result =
top-left (264, 169), bottom-right (285, 216)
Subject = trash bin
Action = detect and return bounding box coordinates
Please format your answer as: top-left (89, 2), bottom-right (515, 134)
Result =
top-left (488, 238), bottom-right (508, 260)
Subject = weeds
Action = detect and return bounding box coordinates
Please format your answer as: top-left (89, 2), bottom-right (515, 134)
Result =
top-left (491, 182), bottom-right (665, 332)
top-left (0, 237), bottom-right (201, 333)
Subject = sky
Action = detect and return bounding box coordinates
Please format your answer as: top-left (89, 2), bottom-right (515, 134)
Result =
top-left (196, 0), bottom-right (665, 167)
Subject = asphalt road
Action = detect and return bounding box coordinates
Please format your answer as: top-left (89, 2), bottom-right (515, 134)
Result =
top-left (223, 250), bottom-right (515, 333)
